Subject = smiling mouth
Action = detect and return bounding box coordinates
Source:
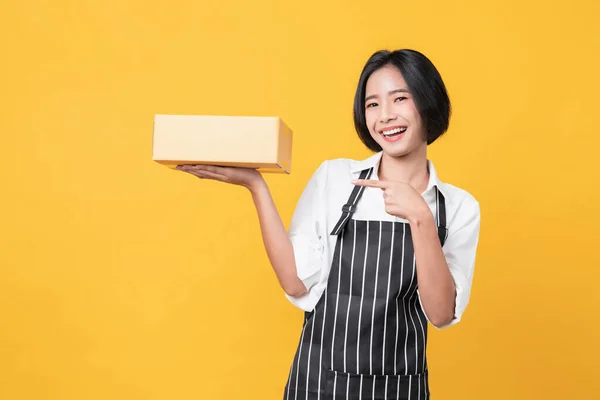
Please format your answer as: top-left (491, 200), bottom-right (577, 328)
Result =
top-left (380, 126), bottom-right (407, 137)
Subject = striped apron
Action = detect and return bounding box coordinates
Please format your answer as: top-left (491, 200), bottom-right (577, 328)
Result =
top-left (284, 167), bottom-right (448, 400)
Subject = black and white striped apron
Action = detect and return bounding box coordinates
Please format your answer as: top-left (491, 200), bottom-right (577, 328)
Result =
top-left (284, 167), bottom-right (448, 400)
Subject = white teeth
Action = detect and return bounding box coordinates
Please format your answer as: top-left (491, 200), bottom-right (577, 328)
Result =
top-left (382, 127), bottom-right (407, 136)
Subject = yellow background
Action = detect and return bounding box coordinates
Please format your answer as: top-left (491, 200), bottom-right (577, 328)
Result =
top-left (1, 0), bottom-right (599, 398)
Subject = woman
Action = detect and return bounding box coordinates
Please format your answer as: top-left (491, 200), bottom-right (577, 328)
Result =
top-left (177, 49), bottom-right (480, 400)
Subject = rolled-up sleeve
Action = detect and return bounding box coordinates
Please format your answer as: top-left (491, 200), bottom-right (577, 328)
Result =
top-left (284, 161), bottom-right (329, 311)
top-left (434, 196), bottom-right (481, 329)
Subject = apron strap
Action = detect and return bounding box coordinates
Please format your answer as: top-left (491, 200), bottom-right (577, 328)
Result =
top-left (330, 168), bottom-right (374, 235)
top-left (435, 185), bottom-right (448, 246)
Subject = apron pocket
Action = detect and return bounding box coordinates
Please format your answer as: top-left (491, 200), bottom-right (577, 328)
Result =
top-left (324, 368), bottom-right (428, 400)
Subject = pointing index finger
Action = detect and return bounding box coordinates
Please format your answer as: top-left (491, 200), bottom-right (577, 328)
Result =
top-left (352, 179), bottom-right (388, 189)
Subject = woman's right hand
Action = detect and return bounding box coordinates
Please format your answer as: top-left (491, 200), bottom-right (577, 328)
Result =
top-left (176, 164), bottom-right (265, 192)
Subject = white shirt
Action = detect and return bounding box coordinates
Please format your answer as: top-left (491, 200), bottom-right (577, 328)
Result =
top-left (285, 151), bottom-right (481, 329)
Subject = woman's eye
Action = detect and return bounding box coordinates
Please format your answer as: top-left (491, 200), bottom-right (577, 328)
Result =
top-left (366, 102), bottom-right (378, 108)
top-left (395, 97), bottom-right (407, 102)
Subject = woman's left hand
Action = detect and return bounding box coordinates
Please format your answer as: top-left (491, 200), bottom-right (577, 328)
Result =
top-left (352, 178), bottom-right (429, 220)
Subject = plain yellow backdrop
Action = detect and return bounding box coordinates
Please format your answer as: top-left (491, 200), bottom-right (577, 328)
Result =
top-left (1, 0), bottom-right (599, 399)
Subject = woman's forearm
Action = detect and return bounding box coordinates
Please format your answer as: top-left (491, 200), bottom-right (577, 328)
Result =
top-left (248, 180), bottom-right (307, 297)
top-left (409, 209), bottom-right (456, 327)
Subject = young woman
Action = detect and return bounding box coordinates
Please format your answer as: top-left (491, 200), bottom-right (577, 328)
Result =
top-left (177, 49), bottom-right (480, 400)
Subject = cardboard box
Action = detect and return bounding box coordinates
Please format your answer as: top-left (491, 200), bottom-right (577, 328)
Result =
top-left (152, 114), bottom-right (293, 174)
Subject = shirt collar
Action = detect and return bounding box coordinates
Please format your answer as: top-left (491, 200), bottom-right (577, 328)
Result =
top-left (351, 151), bottom-right (447, 196)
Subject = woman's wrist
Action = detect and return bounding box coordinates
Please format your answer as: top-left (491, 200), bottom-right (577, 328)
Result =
top-left (246, 175), bottom-right (267, 196)
top-left (407, 203), bottom-right (434, 228)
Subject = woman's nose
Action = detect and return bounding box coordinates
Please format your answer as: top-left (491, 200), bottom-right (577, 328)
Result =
top-left (379, 104), bottom-right (397, 123)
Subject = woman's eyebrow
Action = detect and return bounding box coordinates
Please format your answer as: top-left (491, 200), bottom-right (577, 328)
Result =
top-left (365, 88), bottom-right (410, 102)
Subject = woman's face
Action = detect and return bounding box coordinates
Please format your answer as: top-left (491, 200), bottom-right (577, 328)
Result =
top-left (364, 64), bottom-right (426, 158)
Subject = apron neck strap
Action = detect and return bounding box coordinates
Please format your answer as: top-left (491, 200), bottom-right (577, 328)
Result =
top-left (330, 168), bottom-right (373, 235)
top-left (435, 185), bottom-right (448, 246)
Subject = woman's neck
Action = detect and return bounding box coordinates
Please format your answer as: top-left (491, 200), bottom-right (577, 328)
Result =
top-left (378, 146), bottom-right (429, 193)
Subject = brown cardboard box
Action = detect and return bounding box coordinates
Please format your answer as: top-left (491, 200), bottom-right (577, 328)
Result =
top-left (152, 114), bottom-right (293, 173)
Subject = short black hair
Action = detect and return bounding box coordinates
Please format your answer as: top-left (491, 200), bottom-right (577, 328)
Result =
top-left (353, 49), bottom-right (451, 150)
